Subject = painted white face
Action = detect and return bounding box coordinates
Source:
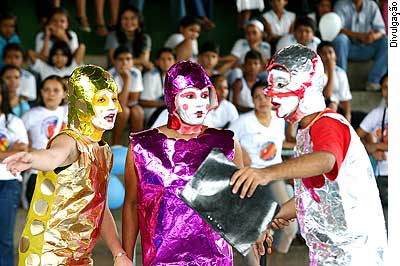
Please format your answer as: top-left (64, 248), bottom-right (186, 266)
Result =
top-left (176, 87), bottom-right (210, 125)
top-left (91, 90), bottom-right (120, 130)
top-left (267, 68), bottom-right (300, 119)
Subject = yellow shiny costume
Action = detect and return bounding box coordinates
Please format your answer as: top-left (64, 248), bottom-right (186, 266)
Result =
top-left (18, 65), bottom-right (119, 266)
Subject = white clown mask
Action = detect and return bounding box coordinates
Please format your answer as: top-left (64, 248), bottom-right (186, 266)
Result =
top-left (264, 44), bottom-right (326, 124)
top-left (176, 87), bottom-right (210, 125)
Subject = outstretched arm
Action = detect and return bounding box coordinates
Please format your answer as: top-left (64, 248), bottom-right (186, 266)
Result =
top-left (122, 146), bottom-right (140, 260)
top-left (4, 134), bottom-right (79, 175)
top-left (231, 151), bottom-right (336, 198)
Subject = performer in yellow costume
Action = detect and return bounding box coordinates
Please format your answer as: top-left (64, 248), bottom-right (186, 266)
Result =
top-left (4, 65), bottom-right (132, 266)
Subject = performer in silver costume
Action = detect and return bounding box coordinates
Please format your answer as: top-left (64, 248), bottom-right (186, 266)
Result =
top-left (230, 44), bottom-right (386, 265)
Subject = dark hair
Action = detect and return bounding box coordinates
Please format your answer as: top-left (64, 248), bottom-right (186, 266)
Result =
top-left (0, 12), bottom-right (18, 35)
top-left (2, 43), bottom-right (24, 60)
top-left (113, 46), bottom-right (132, 60)
top-left (0, 64), bottom-right (21, 77)
top-left (317, 40), bottom-right (335, 54)
top-left (0, 80), bottom-right (12, 128)
top-left (115, 5), bottom-right (147, 57)
top-left (210, 74), bottom-right (227, 86)
top-left (199, 41), bottom-right (220, 55)
top-left (179, 16), bottom-right (203, 29)
top-left (38, 75), bottom-right (66, 107)
top-left (251, 81), bottom-right (268, 98)
top-left (48, 41), bottom-right (73, 67)
top-left (46, 7), bottom-right (72, 41)
top-left (294, 16), bottom-right (316, 33)
top-left (244, 49), bottom-right (262, 63)
top-left (156, 47), bottom-right (175, 60)
top-left (380, 73), bottom-right (388, 86)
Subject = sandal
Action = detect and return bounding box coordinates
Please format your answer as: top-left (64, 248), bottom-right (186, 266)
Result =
top-left (77, 16), bottom-right (91, 33)
top-left (95, 24), bottom-right (108, 37)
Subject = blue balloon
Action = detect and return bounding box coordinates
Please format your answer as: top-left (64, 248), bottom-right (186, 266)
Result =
top-left (108, 174), bottom-right (125, 209)
top-left (111, 146), bottom-right (128, 175)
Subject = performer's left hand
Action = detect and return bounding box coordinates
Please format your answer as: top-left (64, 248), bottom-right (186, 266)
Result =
top-left (253, 228), bottom-right (273, 259)
top-left (230, 167), bottom-right (271, 198)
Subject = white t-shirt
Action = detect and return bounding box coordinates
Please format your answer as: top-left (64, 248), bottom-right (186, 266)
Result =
top-left (141, 68), bottom-right (165, 122)
top-left (22, 105), bottom-right (68, 150)
top-left (108, 67), bottom-right (144, 94)
top-left (17, 69), bottom-right (37, 101)
top-left (229, 110), bottom-right (285, 168)
top-left (151, 100), bottom-right (239, 129)
top-left (236, 0), bottom-right (264, 12)
top-left (262, 9), bottom-right (296, 37)
top-left (276, 33), bottom-right (321, 51)
top-left (31, 59), bottom-right (79, 80)
top-left (35, 30), bottom-right (79, 54)
top-left (231, 39), bottom-right (271, 64)
top-left (359, 103), bottom-right (388, 176)
top-left (324, 66), bottom-right (352, 103)
top-left (236, 77), bottom-right (255, 109)
top-left (164, 33), bottom-right (198, 61)
top-left (0, 113), bottom-right (29, 181)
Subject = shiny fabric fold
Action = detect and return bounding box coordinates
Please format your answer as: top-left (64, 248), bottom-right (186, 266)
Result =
top-left (293, 112), bottom-right (386, 266)
top-left (180, 148), bottom-right (279, 256)
top-left (130, 128), bottom-right (235, 266)
top-left (18, 129), bottom-right (112, 266)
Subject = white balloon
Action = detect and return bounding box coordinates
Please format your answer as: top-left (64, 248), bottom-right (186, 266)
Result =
top-left (319, 12), bottom-right (342, 41)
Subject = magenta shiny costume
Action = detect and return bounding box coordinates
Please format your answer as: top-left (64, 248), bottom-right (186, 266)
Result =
top-left (130, 127), bottom-right (235, 266)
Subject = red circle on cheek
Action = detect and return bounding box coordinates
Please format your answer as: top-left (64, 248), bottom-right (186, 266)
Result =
top-left (182, 104), bottom-right (188, 110)
top-left (206, 104), bottom-right (209, 110)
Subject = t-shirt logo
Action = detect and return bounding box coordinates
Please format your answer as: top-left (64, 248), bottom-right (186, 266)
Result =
top-left (42, 117), bottom-right (67, 139)
top-left (376, 125), bottom-right (388, 144)
top-left (259, 141), bottom-right (276, 161)
top-left (0, 132), bottom-right (9, 152)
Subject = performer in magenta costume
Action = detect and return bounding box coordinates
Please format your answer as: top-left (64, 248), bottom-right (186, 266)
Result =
top-left (122, 60), bottom-right (245, 265)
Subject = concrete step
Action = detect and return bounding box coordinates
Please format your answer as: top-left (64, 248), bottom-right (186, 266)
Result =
top-left (351, 90), bottom-right (382, 113)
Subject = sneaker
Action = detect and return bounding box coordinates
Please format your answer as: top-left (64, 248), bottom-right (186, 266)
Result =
top-left (366, 82), bottom-right (381, 91)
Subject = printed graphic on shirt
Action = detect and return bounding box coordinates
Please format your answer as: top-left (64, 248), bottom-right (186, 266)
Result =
top-left (259, 141), bottom-right (276, 161)
top-left (41, 116), bottom-right (67, 139)
top-left (0, 132), bottom-right (9, 151)
top-left (376, 124), bottom-right (388, 143)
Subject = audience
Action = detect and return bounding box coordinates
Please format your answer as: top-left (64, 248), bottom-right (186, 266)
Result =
top-left (34, 7), bottom-right (85, 62)
top-left (197, 41), bottom-right (220, 76)
top-left (261, 0), bottom-right (295, 52)
top-left (105, 5), bottom-right (152, 71)
top-left (28, 40), bottom-right (85, 81)
top-left (317, 41), bottom-right (352, 122)
top-left (231, 49), bottom-right (263, 113)
top-left (276, 16), bottom-right (321, 51)
top-left (108, 46), bottom-right (144, 145)
top-left (0, 13), bottom-right (20, 69)
top-left (3, 43), bottom-right (37, 102)
top-left (332, 0), bottom-right (387, 91)
top-left (164, 15), bottom-right (202, 61)
top-left (0, 64), bottom-right (30, 117)
top-left (139, 47), bottom-right (175, 127)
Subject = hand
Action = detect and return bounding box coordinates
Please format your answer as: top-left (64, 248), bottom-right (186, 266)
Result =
top-left (269, 217), bottom-right (291, 231)
top-left (113, 253), bottom-right (132, 266)
top-left (120, 69), bottom-right (131, 85)
top-left (253, 228), bottom-right (273, 259)
top-left (230, 167), bottom-right (271, 198)
top-left (10, 142), bottom-right (28, 152)
top-left (3, 152), bottom-right (33, 175)
top-left (372, 150), bottom-right (386, 161)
